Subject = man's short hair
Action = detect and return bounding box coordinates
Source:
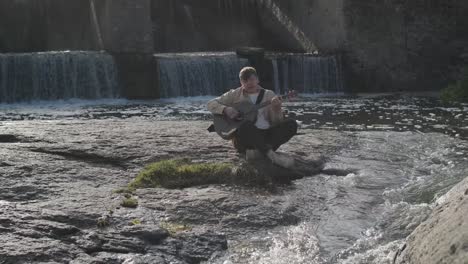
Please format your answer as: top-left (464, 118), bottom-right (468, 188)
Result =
top-left (239, 67), bottom-right (258, 81)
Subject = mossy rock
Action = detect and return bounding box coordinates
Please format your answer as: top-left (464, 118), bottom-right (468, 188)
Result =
top-left (121, 197), bottom-right (138, 208)
top-left (130, 219), bottom-right (142, 226)
top-left (128, 156), bottom-right (325, 190)
top-left (160, 221), bottom-right (192, 236)
top-left (128, 158), bottom-right (280, 189)
top-left (129, 159), bottom-right (236, 189)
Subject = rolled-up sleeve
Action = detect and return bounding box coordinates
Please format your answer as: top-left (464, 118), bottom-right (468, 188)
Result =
top-left (207, 89), bottom-right (236, 115)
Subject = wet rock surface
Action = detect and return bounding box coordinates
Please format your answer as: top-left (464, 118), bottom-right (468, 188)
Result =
top-left (0, 118), bottom-right (338, 263)
top-left (1, 95), bottom-right (466, 139)
top-left (0, 96), bottom-right (467, 263)
top-left (394, 176), bottom-right (468, 264)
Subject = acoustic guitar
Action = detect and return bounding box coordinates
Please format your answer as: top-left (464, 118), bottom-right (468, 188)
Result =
top-left (211, 90), bottom-right (297, 140)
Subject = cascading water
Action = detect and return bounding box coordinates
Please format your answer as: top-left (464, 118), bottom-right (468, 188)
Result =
top-left (0, 51), bottom-right (119, 103)
top-left (269, 54), bottom-right (344, 94)
top-left (155, 52), bottom-right (249, 98)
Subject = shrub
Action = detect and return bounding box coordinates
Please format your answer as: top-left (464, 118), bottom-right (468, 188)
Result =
top-left (441, 68), bottom-right (468, 104)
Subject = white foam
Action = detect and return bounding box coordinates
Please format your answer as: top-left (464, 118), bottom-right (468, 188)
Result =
top-left (247, 223), bottom-right (323, 264)
top-left (299, 92), bottom-right (346, 98)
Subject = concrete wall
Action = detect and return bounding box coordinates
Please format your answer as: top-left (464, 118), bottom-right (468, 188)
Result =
top-left (1, 0), bottom-right (468, 93)
top-left (96, 0), bottom-right (153, 53)
top-left (343, 0), bottom-right (468, 92)
top-left (0, 0), bottom-right (154, 53)
top-left (276, 0), bottom-right (468, 92)
top-left (0, 0), bottom-right (98, 52)
top-left (0, 0), bottom-right (310, 53)
top-left (151, 0), bottom-right (299, 52)
top-left (275, 0), bottom-right (346, 52)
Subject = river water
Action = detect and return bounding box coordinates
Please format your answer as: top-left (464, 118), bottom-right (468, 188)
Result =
top-left (1, 94), bottom-right (467, 263)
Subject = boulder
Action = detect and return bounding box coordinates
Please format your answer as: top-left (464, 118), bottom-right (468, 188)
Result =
top-left (394, 176), bottom-right (468, 264)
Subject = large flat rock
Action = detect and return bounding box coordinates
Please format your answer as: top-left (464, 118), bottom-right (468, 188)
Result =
top-left (394, 176), bottom-right (468, 264)
top-left (0, 119), bottom-right (340, 263)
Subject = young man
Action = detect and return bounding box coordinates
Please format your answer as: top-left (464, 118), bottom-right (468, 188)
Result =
top-left (207, 66), bottom-right (297, 168)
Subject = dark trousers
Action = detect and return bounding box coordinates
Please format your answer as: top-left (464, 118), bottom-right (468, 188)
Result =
top-left (233, 119), bottom-right (298, 154)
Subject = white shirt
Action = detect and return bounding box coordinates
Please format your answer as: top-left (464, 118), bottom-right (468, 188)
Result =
top-left (248, 93), bottom-right (270, 129)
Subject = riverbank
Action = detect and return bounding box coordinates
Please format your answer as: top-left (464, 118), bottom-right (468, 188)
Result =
top-left (1, 96), bottom-right (467, 263)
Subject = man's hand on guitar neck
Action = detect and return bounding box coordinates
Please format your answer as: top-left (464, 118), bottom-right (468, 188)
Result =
top-left (223, 106), bottom-right (240, 119)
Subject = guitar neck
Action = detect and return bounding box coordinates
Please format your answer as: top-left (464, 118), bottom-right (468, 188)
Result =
top-left (256, 93), bottom-right (290, 109)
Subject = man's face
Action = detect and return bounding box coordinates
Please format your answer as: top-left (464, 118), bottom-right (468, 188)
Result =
top-left (241, 75), bottom-right (259, 93)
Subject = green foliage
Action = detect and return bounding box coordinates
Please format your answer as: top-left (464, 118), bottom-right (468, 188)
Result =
top-left (121, 197), bottom-right (138, 208)
top-left (129, 159), bottom-right (234, 189)
top-left (441, 68), bottom-right (468, 104)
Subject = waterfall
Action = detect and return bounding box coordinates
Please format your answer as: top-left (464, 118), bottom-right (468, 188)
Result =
top-left (270, 54), bottom-right (344, 94)
top-left (155, 52), bottom-right (249, 98)
top-left (0, 51), bottom-right (119, 103)
top-left (272, 59), bottom-right (280, 94)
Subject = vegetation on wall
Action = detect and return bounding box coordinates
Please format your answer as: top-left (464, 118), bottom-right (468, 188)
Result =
top-left (441, 68), bottom-right (468, 104)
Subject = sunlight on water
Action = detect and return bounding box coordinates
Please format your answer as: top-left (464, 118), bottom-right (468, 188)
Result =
top-left (0, 95), bottom-right (466, 263)
top-left (214, 130), bottom-right (467, 263)
top-left (247, 223), bottom-right (322, 264)
top-left (219, 223), bottom-right (323, 264)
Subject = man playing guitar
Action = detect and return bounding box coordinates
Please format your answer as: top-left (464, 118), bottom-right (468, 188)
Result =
top-left (207, 66), bottom-right (297, 168)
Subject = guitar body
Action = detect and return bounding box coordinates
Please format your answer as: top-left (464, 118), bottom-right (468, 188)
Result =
top-left (210, 90), bottom-right (296, 140)
top-left (213, 101), bottom-right (259, 140)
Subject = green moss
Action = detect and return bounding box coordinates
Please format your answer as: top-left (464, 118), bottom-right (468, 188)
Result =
top-left (129, 159), bottom-right (235, 189)
top-left (121, 197), bottom-right (138, 208)
top-left (97, 215), bottom-right (110, 228)
top-left (113, 187), bottom-right (136, 195)
top-left (130, 219), bottom-right (142, 226)
top-left (160, 221), bottom-right (192, 236)
top-left (441, 68), bottom-right (468, 104)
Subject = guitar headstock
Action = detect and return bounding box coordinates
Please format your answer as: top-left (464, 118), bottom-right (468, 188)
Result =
top-left (281, 89), bottom-right (298, 101)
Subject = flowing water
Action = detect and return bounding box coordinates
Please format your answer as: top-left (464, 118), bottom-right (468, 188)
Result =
top-left (217, 130), bottom-right (467, 263)
top-left (155, 52), bottom-right (249, 98)
top-left (155, 52), bottom-right (343, 97)
top-left (269, 54), bottom-right (344, 94)
top-left (0, 51), bottom-right (342, 101)
top-left (0, 51), bottom-right (119, 103)
top-left (0, 95), bottom-right (466, 263)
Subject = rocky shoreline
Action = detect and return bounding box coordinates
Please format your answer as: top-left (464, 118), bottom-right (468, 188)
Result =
top-left (394, 176), bottom-right (468, 264)
top-left (0, 119), bottom-right (339, 263)
top-left (1, 118), bottom-right (467, 263)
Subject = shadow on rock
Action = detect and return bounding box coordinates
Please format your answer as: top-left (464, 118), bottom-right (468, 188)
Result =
top-left (241, 152), bottom-right (326, 185)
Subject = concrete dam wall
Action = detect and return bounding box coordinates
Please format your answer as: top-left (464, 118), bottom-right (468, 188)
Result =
top-left (0, 0), bottom-right (467, 99)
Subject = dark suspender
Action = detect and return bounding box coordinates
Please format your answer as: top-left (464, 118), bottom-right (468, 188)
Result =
top-left (255, 88), bottom-right (265, 105)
